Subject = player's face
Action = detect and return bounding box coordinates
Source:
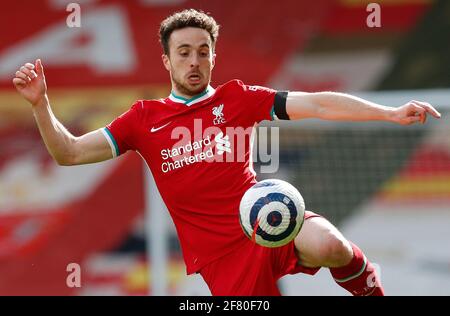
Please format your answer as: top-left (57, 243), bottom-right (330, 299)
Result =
top-left (163, 27), bottom-right (216, 97)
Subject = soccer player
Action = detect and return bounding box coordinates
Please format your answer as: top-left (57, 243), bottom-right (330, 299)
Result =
top-left (13, 9), bottom-right (441, 296)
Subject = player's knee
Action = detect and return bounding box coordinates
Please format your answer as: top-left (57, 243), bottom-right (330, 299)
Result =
top-left (319, 234), bottom-right (353, 267)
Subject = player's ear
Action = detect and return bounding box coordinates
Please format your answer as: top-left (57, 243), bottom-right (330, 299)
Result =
top-left (162, 54), bottom-right (171, 71)
top-left (211, 53), bottom-right (216, 69)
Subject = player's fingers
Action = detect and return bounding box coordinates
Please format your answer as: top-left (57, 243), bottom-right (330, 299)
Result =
top-left (12, 77), bottom-right (27, 87)
top-left (412, 100), bottom-right (441, 119)
top-left (35, 59), bottom-right (45, 76)
top-left (24, 63), bottom-right (35, 70)
top-left (15, 70), bottom-right (31, 82)
top-left (19, 66), bottom-right (36, 79)
top-left (409, 103), bottom-right (425, 114)
top-left (405, 116), bottom-right (421, 125)
top-left (412, 104), bottom-right (426, 124)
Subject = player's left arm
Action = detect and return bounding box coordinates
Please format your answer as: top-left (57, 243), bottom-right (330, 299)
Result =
top-left (284, 91), bottom-right (441, 125)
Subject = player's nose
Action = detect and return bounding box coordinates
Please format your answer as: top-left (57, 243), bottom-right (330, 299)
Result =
top-left (189, 54), bottom-right (200, 68)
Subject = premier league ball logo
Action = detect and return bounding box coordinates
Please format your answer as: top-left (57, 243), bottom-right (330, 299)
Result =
top-left (239, 179), bottom-right (306, 248)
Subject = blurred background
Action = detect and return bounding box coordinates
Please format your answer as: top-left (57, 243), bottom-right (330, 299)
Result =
top-left (0, 0), bottom-right (449, 295)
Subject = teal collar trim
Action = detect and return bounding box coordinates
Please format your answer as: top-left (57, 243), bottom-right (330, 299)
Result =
top-left (169, 85), bottom-right (215, 106)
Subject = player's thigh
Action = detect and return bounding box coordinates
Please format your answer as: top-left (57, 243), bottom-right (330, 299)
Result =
top-left (294, 216), bottom-right (352, 268)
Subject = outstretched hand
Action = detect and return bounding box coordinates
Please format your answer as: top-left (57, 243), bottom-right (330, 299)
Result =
top-left (12, 59), bottom-right (48, 107)
top-left (392, 101), bottom-right (441, 125)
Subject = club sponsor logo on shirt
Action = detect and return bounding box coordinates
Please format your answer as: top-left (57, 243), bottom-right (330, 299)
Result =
top-left (160, 133), bottom-right (216, 173)
top-left (214, 132), bottom-right (231, 154)
top-left (159, 119), bottom-right (280, 174)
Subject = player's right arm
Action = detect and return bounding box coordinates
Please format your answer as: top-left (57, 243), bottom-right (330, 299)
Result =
top-left (13, 60), bottom-right (113, 166)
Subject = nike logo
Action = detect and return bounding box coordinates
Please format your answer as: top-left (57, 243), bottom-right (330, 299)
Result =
top-left (150, 121), bottom-right (172, 133)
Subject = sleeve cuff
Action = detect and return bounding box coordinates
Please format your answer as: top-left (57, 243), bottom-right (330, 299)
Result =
top-left (101, 127), bottom-right (120, 158)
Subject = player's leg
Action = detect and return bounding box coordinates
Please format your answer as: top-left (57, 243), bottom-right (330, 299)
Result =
top-left (294, 214), bottom-right (384, 296)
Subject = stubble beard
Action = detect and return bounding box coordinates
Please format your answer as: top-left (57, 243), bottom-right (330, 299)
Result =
top-left (172, 74), bottom-right (209, 97)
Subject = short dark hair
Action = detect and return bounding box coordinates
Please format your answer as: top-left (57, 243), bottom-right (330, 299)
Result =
top-left (159, 9), bottom-right (220, 55)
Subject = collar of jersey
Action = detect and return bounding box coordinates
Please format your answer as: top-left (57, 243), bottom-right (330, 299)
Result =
top-left (169, 85), bottom-right (215, 106)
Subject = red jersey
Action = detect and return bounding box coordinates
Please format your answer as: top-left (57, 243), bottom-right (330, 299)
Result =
top-left (103, 80), bottom-right (278, 274)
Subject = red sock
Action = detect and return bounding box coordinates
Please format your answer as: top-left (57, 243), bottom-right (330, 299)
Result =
top-left (330, 242), bottom-right (385, 296)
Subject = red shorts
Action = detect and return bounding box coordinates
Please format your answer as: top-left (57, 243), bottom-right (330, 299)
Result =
top-left (199, 211), bottom-right (322, 296)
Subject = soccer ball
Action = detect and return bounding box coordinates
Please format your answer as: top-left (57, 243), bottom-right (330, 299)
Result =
top-left (239, 179), bottom-right (306, 248)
